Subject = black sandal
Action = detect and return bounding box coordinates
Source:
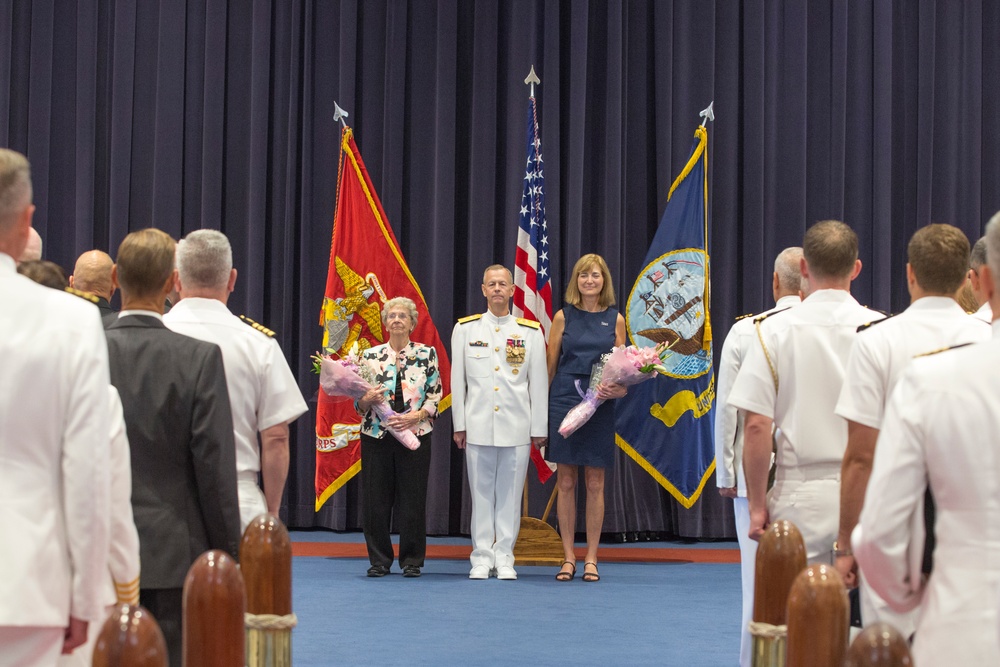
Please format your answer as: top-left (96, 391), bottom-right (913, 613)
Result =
top-left (555, 560), bottom-right (576, 581)
top-left (582, 562), bottom-right (600, 582)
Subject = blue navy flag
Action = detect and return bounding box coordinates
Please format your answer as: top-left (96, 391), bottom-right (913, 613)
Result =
top-left (615, 126), bottom-right (715, 508)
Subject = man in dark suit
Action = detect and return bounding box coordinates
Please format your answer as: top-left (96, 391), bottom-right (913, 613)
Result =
top-left (106, 228), bottom-right (241, 667)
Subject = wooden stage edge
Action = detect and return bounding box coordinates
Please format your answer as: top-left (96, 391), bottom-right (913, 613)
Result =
top-left (291, 542), bottom-right (740, 564)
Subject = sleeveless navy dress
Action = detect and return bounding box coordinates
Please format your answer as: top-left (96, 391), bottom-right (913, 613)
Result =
top-left (547, 305), bottom-right (619, 469)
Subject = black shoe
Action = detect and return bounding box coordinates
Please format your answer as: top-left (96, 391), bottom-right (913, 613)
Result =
top-left (367, 565), bottom-right (390, 578)
top-left (402, 565), bottom-right (421, 578)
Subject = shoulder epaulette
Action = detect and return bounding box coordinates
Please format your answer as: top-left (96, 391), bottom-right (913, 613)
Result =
top-left (915, 342), bottom-right (974, 359)
top-left (516, 317), bottom-right (540, 329)
top-left (457, 314), bottom-right (482, 324)
top-left (734, 313), bottom-right (754, 322)
top-left (239, 315), bottom-right (276, 337)
top-left (857, 312), bottom-right (896, 333)
top-left (65, 286), bottom-right (99, 304)
top-left (753, 307), bottom-right (790, 324)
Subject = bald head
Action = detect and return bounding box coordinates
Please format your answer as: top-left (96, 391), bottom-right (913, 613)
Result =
top-left (70, 250), bottom-right (115, 301)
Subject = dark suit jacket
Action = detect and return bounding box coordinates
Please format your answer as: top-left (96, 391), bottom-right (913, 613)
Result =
top-left (105, 315), bottom-right (241, 589)
top-left (95, 295), bottom-right (115, 319)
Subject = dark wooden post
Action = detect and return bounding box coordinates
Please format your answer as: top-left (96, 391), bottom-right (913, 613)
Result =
top-left (750, 520), bottom-right (807, 667)
top-left (786, 564), bottom-right (849, 667)
top-left (182, 550), bottom-right (245, 667)
top-left (92, 603), bottom-right (168, 666)
top-left (241, 514), bottom-right (296, 667)
top-left (845, 622), bottom-right (913, 666)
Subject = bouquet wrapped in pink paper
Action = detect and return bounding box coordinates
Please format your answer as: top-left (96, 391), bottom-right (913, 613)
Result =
top-left (557, 345), bottom-right (666, 438)
top-left (317, 346), bottom-right (421, 450)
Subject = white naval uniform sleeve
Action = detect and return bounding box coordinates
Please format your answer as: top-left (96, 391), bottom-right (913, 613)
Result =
top-left (834, 332), bottom-right (886, 429)
top-left (854, 367), bottom-right (927, 613)
top-left (64, 307), bottom-right (112, 622)
top-left (450, 321), bottom-right (468, 432)
top-left (526, 325), bottom-right (548, 438)
top-left (256, 338), bottom-right (309, 430)
top-left (727, 326), bottom-right (777, 420)
top-left (714, 320), bottom-right (746, 488)
top-left (106, 386), bottom-right (140, 605)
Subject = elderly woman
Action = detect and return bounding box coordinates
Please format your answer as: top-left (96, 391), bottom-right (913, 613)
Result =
top-left (356, 296), bottom-right (442, 578)
top-left (547, 254), bottom-right (627, 582)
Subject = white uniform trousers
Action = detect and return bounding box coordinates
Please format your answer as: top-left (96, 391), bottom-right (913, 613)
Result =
top-left (768, 463), bottom-right (841, 564)
top-left (238, 471), bottom-right (268, 534)
top-left (859, 570), bottom-right (917, 639)
top-left (466, 443), bottom-right (530, 569)
top-left (733, 496), bottom-right (757, 667)
top-left (0, 627), bottom-right (64, 667)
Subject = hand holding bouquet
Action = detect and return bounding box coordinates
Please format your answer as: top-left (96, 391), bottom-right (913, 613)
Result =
top-left (315, 345), bottom-right (421, 450)
top-left (557, 344), bottom-right (667, 438)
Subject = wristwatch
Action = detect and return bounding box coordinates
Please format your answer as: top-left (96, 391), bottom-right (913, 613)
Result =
top-left (833, 540), bottom-right (852, 558)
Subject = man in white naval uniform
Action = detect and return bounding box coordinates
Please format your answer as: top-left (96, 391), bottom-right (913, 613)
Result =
top-left (451, 265), bottom-right (548, 580)
top-left (165, 230), bottom-right (308, 531)
top-left (715, 247), bottom-right (801, 667)
top-left (968, 236), bottom-right (993, 323)
top-left (855, 212), bottom-right (1000, 666)
top-left (834, 224), bottom-right (990, 635)
top-left (729, 220), bottom-right (884, 562)
top-left (0, 148), bottom-right (111, 665)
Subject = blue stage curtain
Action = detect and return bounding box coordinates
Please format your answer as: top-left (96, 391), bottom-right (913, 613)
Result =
top-left (2, 0), bottom-right (997, 538)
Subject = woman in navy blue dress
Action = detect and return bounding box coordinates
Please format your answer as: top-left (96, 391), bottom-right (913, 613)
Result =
top-left (547, 254), bottom-right (626, 582)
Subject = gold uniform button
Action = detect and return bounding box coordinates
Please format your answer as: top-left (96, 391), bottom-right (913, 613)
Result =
top-left (494, 406), bottom-right (499, 412)
top-left (494, 346), bottom-right (499, 351)
top-left (495, 326), bottom-right (500, 332)
top-left (494, 387), bottom-right (499, 391)
top-left (495, 366), bottom-right (500, 371)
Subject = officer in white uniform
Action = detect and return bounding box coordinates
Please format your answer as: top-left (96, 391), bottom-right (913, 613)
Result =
top-left (834, 224), bottom-right (990, 636)
top-left (451, 265), bottom-right (548, 580)
top-left (969, 236), bottom-right (994, 323)
top-left (165, 230), bottom-right (308, 531)
top-left (855, 211), bottom-right (1000, 666)
top-left (0, 148), bottom-right (111, 666)
top-left (729, 220), bottom-right (883, 562)
top-left (715, 247), bottom-right (801, 667)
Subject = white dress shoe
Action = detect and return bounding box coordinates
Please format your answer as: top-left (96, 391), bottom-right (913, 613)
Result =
top-left (496, 565), bottom-right (517, 580)
top-left (469, 565), bottom-right (490, 580)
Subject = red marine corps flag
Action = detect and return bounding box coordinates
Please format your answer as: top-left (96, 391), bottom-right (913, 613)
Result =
top-left (316, 116), bottom-right (451, 511)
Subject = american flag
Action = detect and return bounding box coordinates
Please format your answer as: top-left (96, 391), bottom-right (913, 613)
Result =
top-left (512, 96), bottom-right (552, 338)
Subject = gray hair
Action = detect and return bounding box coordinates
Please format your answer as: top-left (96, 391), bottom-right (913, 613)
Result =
top-left (986, 215), bottom-right (1000, 284)
top-left (774, 247), bottom-right (803, 293)
top-left (971, 236), bottom-right (988, 270)
top-left (0, 148), bottom-right (32, 233)
top-left (176, 229), bottom-right (233, 290)
top-left (382, 296), bottom-right (418, 329)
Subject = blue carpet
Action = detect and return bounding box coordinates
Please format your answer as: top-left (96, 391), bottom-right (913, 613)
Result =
top-left (292, 556), bottom-right (741, 666)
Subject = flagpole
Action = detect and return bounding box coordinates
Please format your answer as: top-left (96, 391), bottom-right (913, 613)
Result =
top-left (524, 65), bottom-right (540, 98)
top-left (333, 101), bottom-right (349, 129)
top-left (699, 101), bottom-right (715, 127)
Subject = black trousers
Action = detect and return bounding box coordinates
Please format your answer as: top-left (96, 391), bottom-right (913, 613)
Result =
top-left (361, 431), bottom-right (432, 568)
top-left (140, 587), bottom-right (183, 667)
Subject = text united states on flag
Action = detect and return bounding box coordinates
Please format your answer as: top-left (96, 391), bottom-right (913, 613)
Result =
top-left (512, 96), bottom-right (552, 338)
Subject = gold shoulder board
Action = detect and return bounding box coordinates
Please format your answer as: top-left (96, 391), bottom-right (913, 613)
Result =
top-left (239, 315), bottom-right (276, 338)
top-left (753, 306), bottom-right (791, 325)
top-left (65, 286), bottom-right (99, 304)
top-left (857, 312), bottom-right (895, 333)
top-left (516, 317), bottom-right (540, 329)
top-left (915, 342), bottom-right (973, 359)
top-left (457, 314), bottom-right (482, 324)
top-left (734, 312), bottom-right (754, 322)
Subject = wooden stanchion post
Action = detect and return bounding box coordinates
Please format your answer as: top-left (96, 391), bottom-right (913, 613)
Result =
top-left (750, 520), bottom-right (807, 667)
top-left (241, 514), bottom-right (296, 667)
top-left (182, 549), bottom-right (245, 667)
top-left (786, 564), bottom-right (849, 667)
top-left (92, 603), bottom-right (168, 667)
top-left (845, 622), bottom-right (913, 666)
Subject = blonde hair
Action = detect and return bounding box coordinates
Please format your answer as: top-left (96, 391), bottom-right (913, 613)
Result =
top-left (564, 253), bottom-right (616, 308)
top-left (115, 228), bottom-right (176, 298)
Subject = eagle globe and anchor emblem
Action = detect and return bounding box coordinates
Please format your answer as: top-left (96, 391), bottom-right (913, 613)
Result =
top-left (627, 248), bottom-right (712, 379)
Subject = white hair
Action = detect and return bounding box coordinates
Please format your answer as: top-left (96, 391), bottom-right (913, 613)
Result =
top-left (986, 213), bottom-right (1000, 284)
top-left (176, 229), bottom-right (233, 290)
top-left (0, 148), bottom-right (32, 233)
top-left (382, 296), bottom-right (418, 329)
top-left (774, 247), bottom-right (803, 292)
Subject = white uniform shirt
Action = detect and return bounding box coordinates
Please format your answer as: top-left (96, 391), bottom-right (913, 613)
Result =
top-left (855, 325), bottom-right (1000, 665)
top-left (164, 298), bottom-right (308, 475)
top-left (728, 289), bottom-right (884, 468)
top-left (836, 296), bottom-right (991, 429)
top-left (0, 254), bottom-right (111, 625)
top-left (450, 311), bottom-right (547, 447)
top-left (973, 301), bottom-right (993, 324)
top-left (715, 295), bottom-right (801, 495)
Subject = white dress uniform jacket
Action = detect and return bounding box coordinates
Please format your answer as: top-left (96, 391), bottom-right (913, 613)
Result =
top-left (854, 325), bottom-right (1000, 665)
top-left (728, 289), bottom-right (883, 562)
top-left (835, 295), bottom-right (990, 636)
top-left (714, 294), bottom-right (799, 667)
top-left (164, 298), bottom-right (308, 530)
top-left (0, 254), bottom-right (111, 640)
top-left (973, 301), bottom-right (993, 324)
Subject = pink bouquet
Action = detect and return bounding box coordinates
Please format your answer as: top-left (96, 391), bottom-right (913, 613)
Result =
top-left (557, 345), bottom-right (667, 438)
top-left (317, 346), bottom-right (421, 450)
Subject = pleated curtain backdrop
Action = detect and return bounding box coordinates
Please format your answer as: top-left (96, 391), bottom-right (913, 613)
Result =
top-left (1, 0), bottom-right (997, 538)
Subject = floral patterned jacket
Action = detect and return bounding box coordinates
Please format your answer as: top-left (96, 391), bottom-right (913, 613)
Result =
top-left (356, 341), bottom-right (442, 438)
